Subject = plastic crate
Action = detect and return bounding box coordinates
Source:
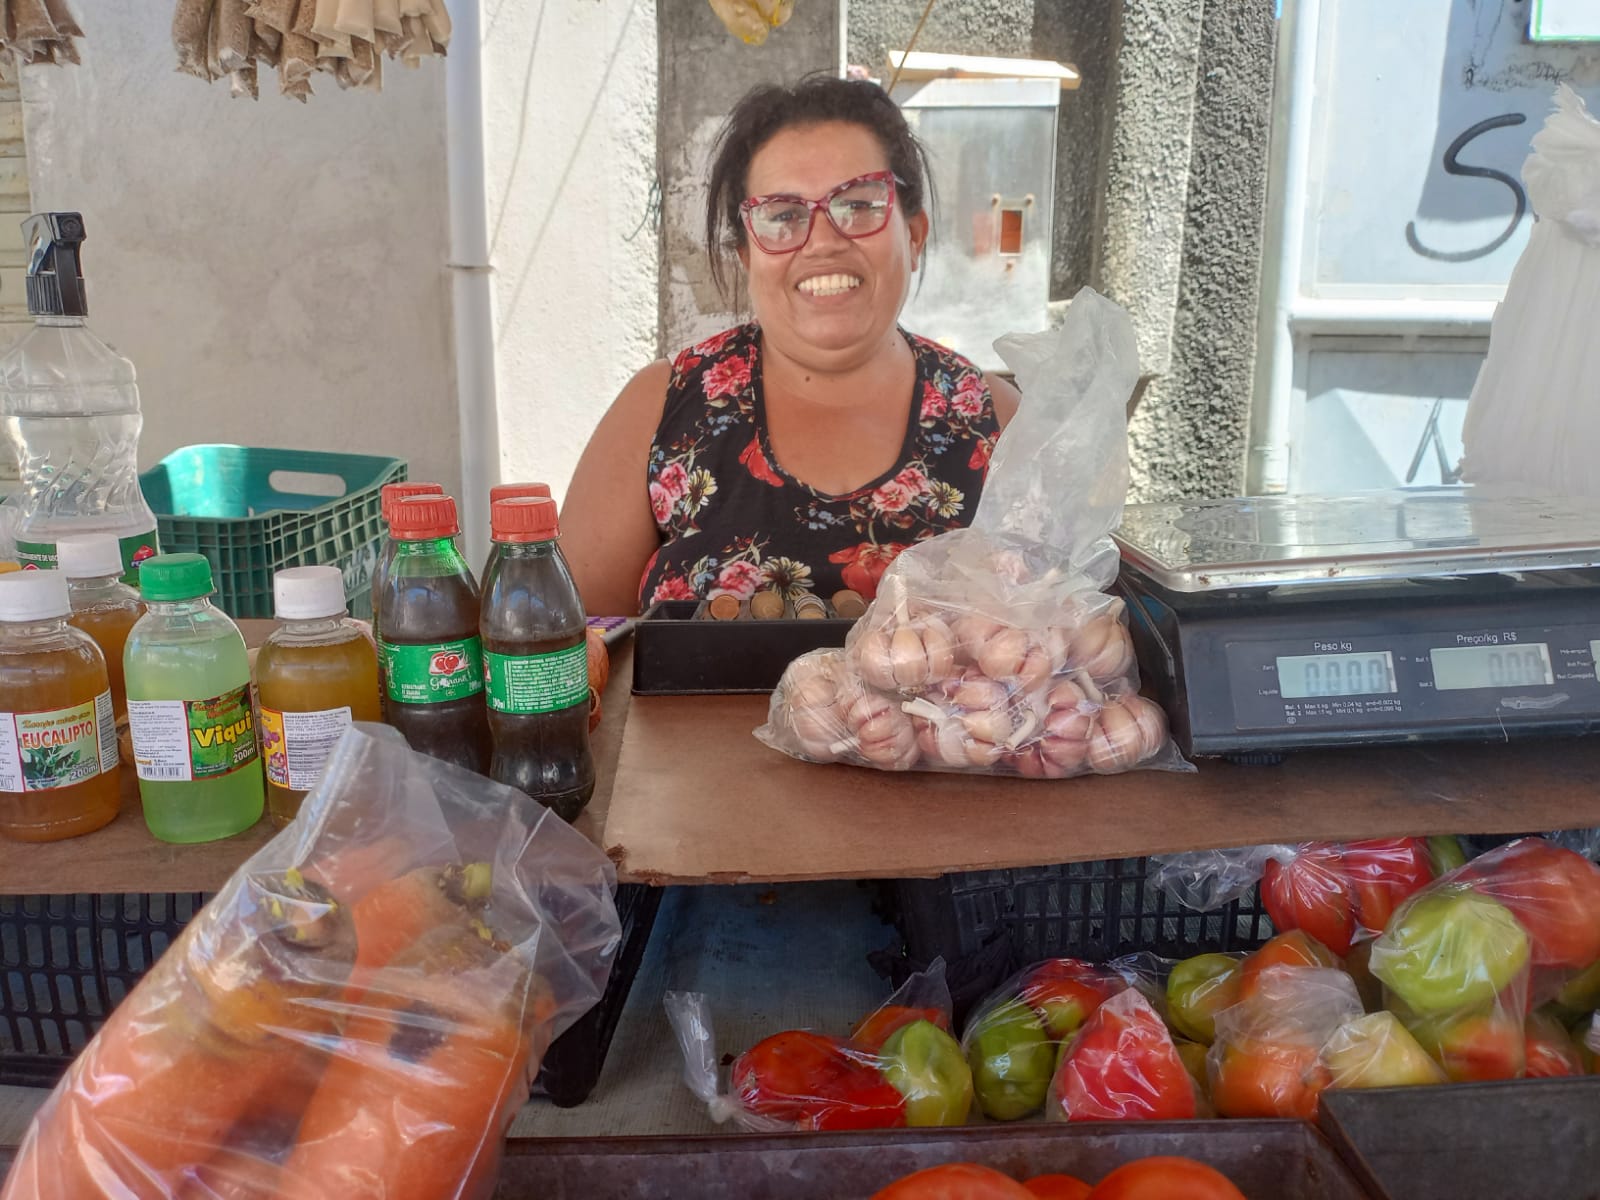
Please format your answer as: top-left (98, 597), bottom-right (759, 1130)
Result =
top-left (884, 858), bottom-right (1274, 1017)
top-left (140, 445), bottom-right (407, 620)
top-left (0, 885), bottom-right (661, 1108)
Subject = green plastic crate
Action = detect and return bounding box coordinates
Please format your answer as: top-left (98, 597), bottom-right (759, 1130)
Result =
top-left (139, 446), bottom-right (407, 620)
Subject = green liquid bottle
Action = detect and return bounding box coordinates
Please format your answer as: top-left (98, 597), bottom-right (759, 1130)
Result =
top-left (124, 553), bottom-right (263, 843)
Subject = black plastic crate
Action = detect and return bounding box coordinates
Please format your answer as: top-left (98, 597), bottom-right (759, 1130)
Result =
top-left (632, 600), bottom-right (855, 694)
top-left (0, 884), bottom-right (662, 1107)
top-left (883, 858), bottom-right (1274, 1018)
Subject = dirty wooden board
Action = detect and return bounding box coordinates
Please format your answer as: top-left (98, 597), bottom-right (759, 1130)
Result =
top-left (0, 632), bottom-right (633, 896)
top-left (603, 684), bottom-right (1600, 885)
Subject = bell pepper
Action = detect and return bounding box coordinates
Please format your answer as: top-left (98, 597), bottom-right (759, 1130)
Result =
top-left (1165, 953), bottom-right (1242, 1045)
top-left (876, 1018), bottom-right (973, 1127)
top-left (965, 999), bottom-right (1056, 1121)
top-left (1371, 886), bottom-right (1530, 1013)
top-left (1050, 989), bottom-right (1197, 1122)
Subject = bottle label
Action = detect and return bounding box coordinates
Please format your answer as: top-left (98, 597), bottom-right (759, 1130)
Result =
top-left (128, 684), bottom-right (259, 783)
top-left (381, 637), bottom-right (485, 705)
top-left (16, 528), bottom-right (161, 586)
top-left (484, 643), bottom-right (589, 715)
top-left (260, 706), bottom-right (353, 791)
top-left (0, 692), bottom-right (118, 792)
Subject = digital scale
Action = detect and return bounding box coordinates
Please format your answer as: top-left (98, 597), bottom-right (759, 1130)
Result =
top-left (1113, 490), bottom-right (1600, 759)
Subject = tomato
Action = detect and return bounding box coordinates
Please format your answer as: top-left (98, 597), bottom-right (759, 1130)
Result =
top-left (1343, 837), bottom-right (1434, 935)
top-left (1406, 1008), bottom-right (1525, 1083)
top-left (870, 1163), bottom-right (1037, 1200)
top-left (852, 1005), bottom-right (950, 1053)
top-left (1263, 846), bottom-right (1358, 956)
top-left (1085, 1157), bottom-right (1248, 1200)
top-left (1524, 1012), bottom-right (1585, 1079)
top-left (1019, 960), bottom-right (1125, 1039)
top-left (1024, 1175), bottom-right (1093, 1199)
top-left (1209, 1039), bottom-right (1328, 1120)
top-left (731, 1030), bottom-right (907, 1130)
top-left (1051, 989), bottom-right (1196, 1121)
top-left (1236, 930), bottom-right (1342, 1000)
top-left (1460, 839), bottom-right (1600, 969)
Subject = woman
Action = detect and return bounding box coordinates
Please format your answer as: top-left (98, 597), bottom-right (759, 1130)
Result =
top-left (561, 75), bottom-right (1020, 616)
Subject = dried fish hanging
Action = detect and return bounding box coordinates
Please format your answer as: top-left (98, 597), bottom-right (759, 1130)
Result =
top-left (171, 0), bottom-right (449, 101)
top-left (0, 0), bottom-right (86, 70)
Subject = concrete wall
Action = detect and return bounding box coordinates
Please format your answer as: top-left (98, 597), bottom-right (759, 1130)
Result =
top-left (482, 0), bottom-right (658, 503)
top-left (19, 3), bottom-right (460, 494)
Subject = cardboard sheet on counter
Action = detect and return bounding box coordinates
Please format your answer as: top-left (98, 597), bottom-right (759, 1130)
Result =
top-left (603, 679), bottom-right (1600, 884)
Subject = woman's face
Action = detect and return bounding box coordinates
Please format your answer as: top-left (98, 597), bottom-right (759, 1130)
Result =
top-left (739, 121), bottom-right (929, 371)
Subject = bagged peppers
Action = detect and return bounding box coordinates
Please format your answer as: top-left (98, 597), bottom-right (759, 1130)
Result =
top-left (665, 960), bottom-right (972, 1131)
top-left (0, 725), bottom-right (621, 1200)
top-left (757, 290), bottom-right (1188, 780)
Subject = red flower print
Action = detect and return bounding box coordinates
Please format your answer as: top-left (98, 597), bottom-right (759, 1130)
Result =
top-left (649, 482), bottom-right (675, 525)
top-left (657, 461), bottom-right (690, 500)
top-left (870, 466), bottom-right (928, 515)
top-left (702, 353), bottom-right (753, 400)
top-left (738, 435), bottom-right (784, 487)
top-left (919, 381), bottom-right (948, 421)
top-left (892, 465), bottom-right (929, 493)
top-left (694, 328), bottom-right (737, 358)
top-left (716, 559), bottom-right (763, 598)
top-left (828, 542), bottom-right (910, 600)
top-left (952, 373), bottom-right (986, 417)
top-left (969, 437), bottom-right (994, 473)
top-left (651, 574), bottom-right (697, 602)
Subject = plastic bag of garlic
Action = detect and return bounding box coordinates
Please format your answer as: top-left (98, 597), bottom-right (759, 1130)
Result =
top-left (756, 288), bottom-right (1191, 778)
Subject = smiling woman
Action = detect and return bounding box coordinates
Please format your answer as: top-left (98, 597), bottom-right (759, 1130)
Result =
top-left (559, 75), bottom-right (1020, 616)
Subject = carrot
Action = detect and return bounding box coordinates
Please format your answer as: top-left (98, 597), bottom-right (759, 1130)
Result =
top-left (277, 926), bottom-right (537, 1200)
top-left (348, 862), bottom-right (492, 975)
top-left (0, 873), bottom-right (355, 1200)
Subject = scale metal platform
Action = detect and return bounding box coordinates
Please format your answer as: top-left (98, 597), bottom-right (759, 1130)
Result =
top-left (1113, 490), bottom-right (1600, 758)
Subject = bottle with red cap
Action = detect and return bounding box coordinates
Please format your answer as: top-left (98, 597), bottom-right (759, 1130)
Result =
top-left (480, 496), bottom-right (594, 821)
top-left (373, 481), bottom-right (443, 714)
top-left (376, 495), bottom-right (491, 774)
top-left (481, 482), bottom-right (552, 582)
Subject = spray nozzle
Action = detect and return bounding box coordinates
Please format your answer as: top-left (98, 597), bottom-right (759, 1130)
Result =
top-left (21, 212), bottom-right (87, 318)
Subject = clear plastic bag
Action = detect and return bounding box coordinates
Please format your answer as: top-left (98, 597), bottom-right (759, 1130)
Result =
top-left (1319, 1011), bottom-right (1447, 1090)
top-left (756, 290), bottom-right (1189, 779)
top-left (961, 955), bottom-right (1152, 1121)
top-left (0, 724), bottom-right (621, 1200)
top-left (664, 959), bottom-right (971, 1131)
top-left (1047, 987), bottom-right (1201, 1122)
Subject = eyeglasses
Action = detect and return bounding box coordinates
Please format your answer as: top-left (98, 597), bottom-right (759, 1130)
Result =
top-left (739, 170), bottom-right (902, 254)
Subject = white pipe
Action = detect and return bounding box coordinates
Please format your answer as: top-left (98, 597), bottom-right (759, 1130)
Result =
top-left (445, 0), bottom-right (499, 572)
top-left (1246, 0), bottom-right (1319, 496)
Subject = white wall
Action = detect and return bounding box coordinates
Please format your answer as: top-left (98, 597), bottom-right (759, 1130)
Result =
top-left (481, 0), bottom-right (658, 503)
top-left (19, 3), bottom-right (461, 495)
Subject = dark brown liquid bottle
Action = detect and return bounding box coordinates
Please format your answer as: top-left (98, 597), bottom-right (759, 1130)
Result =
top-left (376, 495), bottom-right (492, 774)
top-left (481, 497), bottom-right (594, 822)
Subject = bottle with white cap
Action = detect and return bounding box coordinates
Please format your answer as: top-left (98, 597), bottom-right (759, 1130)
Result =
top-left (255, 565), bottom-right (381, 828)
top-left (57, 532), bottom-right (143, 736)
top-left (0, 569), bottom-right (120, 841)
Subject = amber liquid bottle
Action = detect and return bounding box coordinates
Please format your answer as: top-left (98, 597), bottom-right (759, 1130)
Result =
top-left (0, 570), bottom-right (120, 841)
top-left (57, 533), bottom-right (143, 736)
top-left (256, 565), bottom-right (382, 827)
top-left (481, 496), bottom-right (594, 822)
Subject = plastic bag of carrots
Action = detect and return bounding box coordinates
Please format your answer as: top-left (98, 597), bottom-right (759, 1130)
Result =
top-left (0, 724), bottom-right (621, 1200)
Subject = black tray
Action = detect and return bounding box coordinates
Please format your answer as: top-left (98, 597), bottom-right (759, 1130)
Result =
top-left (495, 1122), bottom-right (1385, 1199)
top-left (632, 600), bottom-right (854, 694)
top-left (1318, 1077), bottom-right (1600, 1200)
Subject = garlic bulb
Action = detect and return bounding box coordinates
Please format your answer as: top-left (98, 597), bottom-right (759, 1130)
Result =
top-left (845, 692), bottom-right (920, 769)
top-left (975, 625), bottom-right (1053, 691)
top-left (1085, 698), bottom-right (1149, 773)
top-left (941, 667), bottom-right (1010, 713)
top-left (853, 616), bottom-right (956, 692)
top-left (951, 613), bottom-right (1005, 665)
top-left (780, 652), bottom-right (849, 761)
top-left (1069, 604), bottom-right (1136, 684)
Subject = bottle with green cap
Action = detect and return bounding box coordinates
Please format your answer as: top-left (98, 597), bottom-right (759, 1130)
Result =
top-left (123, 553), bottom-right (263, 843)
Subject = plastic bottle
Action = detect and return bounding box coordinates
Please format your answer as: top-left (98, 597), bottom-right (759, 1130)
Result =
top-left (0, 570), bottom-right (120, 841)
top-left (0, 213), bottom-right (159, 583)
top-left (124, 553), bottom-right (263, 843)
top-left (373, 480), bottom-right (445, 635)
top-left (57, 532), bottom-right (143, 733)
top-left (481, 497), bottom-right (595, 821)
top-left (377, 495), bottom-right (491, 773)
top-left (481, 481), bottom-right (552, 582)
top-left (256, 566), bottom-right (382, 828)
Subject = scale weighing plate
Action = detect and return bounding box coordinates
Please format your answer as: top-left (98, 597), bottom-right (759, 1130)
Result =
top-left (1113, 490), bottom-right (1600, 758)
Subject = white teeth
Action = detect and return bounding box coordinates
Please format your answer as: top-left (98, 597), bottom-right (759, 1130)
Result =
top-left (798, 273), bottom-right (862, 297)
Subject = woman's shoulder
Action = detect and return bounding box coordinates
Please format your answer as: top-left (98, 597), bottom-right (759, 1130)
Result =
top-left (904, 330), bottom-right (1019, 430)
top-left (668, 322), bottom-right (760, 374)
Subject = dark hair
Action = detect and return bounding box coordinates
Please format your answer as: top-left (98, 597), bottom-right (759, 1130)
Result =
top-left (704, 74), bottom-right (935, 300)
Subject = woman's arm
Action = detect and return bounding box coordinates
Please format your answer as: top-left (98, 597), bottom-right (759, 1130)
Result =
top-left (559, 360), bottom-right (672, 616)
top-left (986, 372), bottom-right (1021, 430)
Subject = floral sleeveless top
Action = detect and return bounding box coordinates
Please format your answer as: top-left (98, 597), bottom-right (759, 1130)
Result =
top-left (639, 323), bottom-right (1002, 608)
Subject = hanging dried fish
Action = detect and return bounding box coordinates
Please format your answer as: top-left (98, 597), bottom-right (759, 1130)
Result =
top-left (229, 60), bottom-right (257, 99)
top-left (174, 0), bottom-right (216, 77)
top-left (217, 0), bottom-right (252, 73)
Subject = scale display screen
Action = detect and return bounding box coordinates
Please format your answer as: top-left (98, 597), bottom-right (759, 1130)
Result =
top-left (1430, 644), bottom-right (1553, 691)
top-left (1275, 651), bottom-right (1397, 699)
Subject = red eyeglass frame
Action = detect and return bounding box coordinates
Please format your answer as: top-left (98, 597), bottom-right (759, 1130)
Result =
top-left (738, 169), bottom-right (902, 254)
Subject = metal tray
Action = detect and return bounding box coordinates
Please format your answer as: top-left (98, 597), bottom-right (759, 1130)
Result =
top-left (1115, 490), bottom-right (1600, 592)
top-left (1318, 1077), bottom-right (1600, 1200)
top-left (495, 1122), bottom-right (1385, 1200)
